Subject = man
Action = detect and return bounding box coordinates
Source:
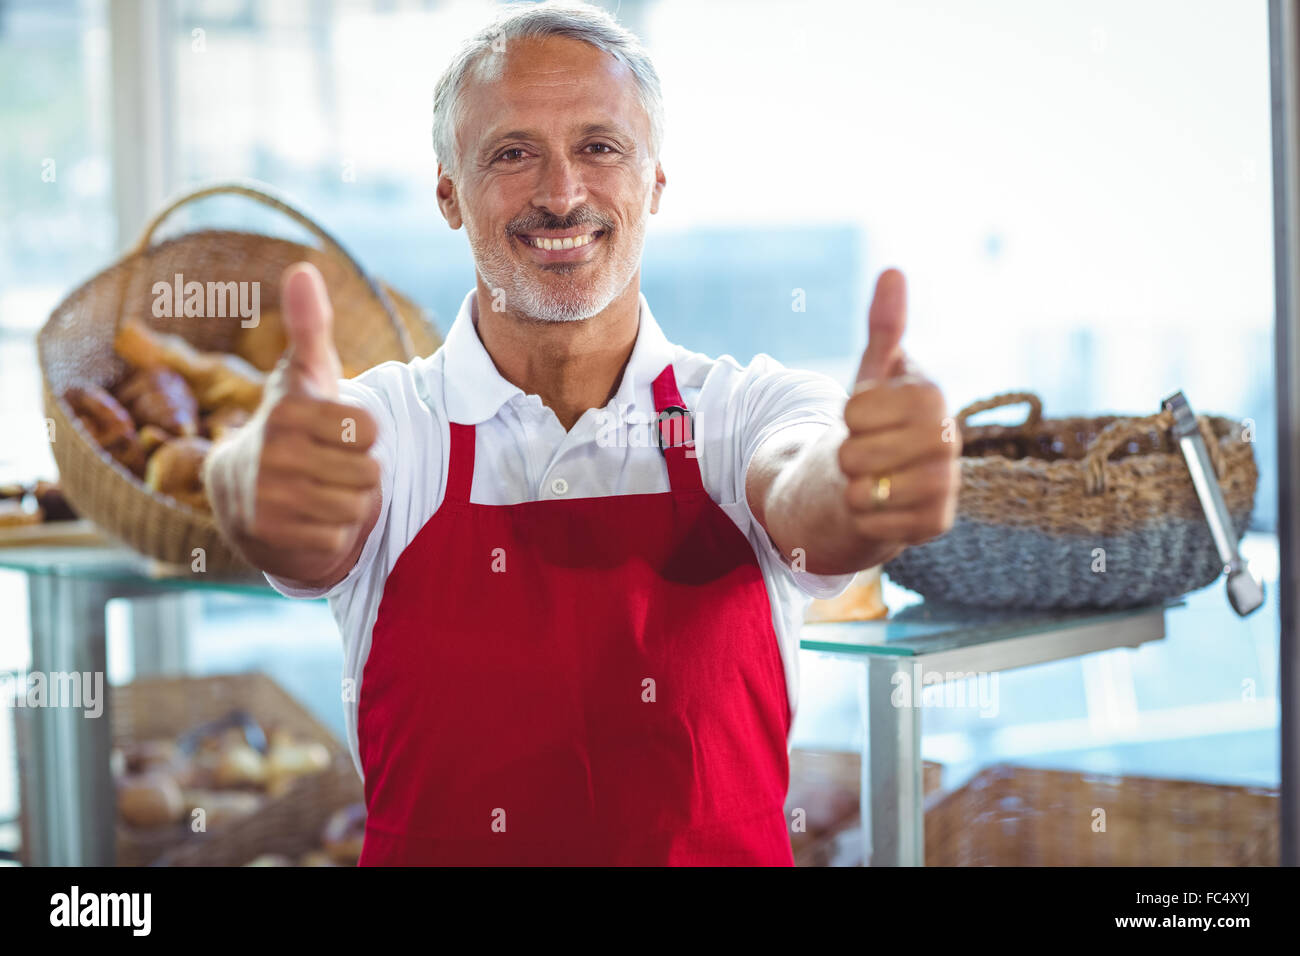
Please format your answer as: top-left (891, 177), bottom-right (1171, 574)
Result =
top-left (205, 0), bottom-right (960, 865)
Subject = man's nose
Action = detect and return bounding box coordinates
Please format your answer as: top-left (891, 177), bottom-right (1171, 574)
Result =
top-left (532, 154), bottom-right (588, 219)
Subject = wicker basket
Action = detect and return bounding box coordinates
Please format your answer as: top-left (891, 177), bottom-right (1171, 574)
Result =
top-left (787, 749), bottom-right (943, 867)
top-left (152, 779), bottom-right (361, 867)
top-left (925, 764), bottom-right (1278, 866)
top-left (106, 672), bottom-right (360, 867)
top-left (38, 182), bottom-right (442, 573)
top-left (883, 391), bottom-right (1258, 609)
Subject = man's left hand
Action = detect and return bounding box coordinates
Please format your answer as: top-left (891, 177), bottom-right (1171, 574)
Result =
top-left (838, 269), bottom-right (961, 547)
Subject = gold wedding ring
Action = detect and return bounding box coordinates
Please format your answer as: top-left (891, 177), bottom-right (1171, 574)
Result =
top-left (869, 474), bottom-right (892, 509)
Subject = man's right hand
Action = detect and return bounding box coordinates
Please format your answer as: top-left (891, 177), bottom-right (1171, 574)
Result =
top-left (204, 262), bottom-right (382, 588)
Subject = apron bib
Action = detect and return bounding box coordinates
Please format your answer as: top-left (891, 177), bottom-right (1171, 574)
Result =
top-left (356, 365), bottom-right (794, 865)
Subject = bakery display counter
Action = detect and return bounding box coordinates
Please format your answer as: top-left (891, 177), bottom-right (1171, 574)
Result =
top-left (804, 590), bottom-right (1177, 865)
top-left (1, 542), bottom-right (1174, 866)
top-left (1, 545), bottom-right (273, 865)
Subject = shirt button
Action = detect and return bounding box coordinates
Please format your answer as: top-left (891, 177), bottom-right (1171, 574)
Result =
top-left (550, 477), bottom-right (569, 496)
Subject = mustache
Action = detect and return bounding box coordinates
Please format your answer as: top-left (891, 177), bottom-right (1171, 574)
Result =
top-left (509, 211), bottom-right (613, 234)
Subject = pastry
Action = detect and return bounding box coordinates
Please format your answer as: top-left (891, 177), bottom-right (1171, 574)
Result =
top-left (114, 366), bottom-right (199, 436)
top-left (144, 436), bottom-right (212, 511)
top-left (137, 425), bottom-right (171, 455)
top-left (32, 480), bottom-right (77, 521)
top-left (235, 305), bottom-right (366, 376)
top-left (203, 406), bottom-right (251, 442)
top-left (212, 741), bottom-right (268, 789)
top-left (265, 729), bottom-right (331, 796)
top-left (117, 772), bottom-right (185, 828)
top-left (63, 385), bottom-right (149, 476)
top-left (114, 318), bottom-right (266, 412)
top-left (121, 738), bottom-right (180, 775)
top-left (175, 748), bottom-right (220, 790)
top-left (233, 306), bottom-right (287, 372)
top-left (65, 385), bottom-right (134, 446)
top-left (193, 356), bottom-right (265, 411)
top-left (0, 499), bottom-right (42, 527)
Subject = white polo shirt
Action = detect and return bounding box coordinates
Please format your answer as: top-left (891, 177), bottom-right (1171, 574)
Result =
top-left (268, 289), bottom-right (856, 777)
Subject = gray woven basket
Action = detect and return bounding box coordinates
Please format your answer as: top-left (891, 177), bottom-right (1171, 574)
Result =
top-left (882, 391), bottom-right (1258, 609)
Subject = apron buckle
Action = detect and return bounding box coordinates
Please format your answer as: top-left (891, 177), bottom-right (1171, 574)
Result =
top-left (657, 405), bottom-right (695, 454)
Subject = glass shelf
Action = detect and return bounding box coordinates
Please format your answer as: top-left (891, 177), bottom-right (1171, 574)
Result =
top-left (0, 544), bottom-right (276, 598)
top-left (802, 596), bottom-right (1186, 657)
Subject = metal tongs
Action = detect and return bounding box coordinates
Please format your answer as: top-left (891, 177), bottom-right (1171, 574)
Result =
top-left (1162, 391), bottom-right (1265, 617)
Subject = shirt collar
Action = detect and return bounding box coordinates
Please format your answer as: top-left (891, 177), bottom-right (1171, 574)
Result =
top-left (438, 288), bottom-right (677, 425)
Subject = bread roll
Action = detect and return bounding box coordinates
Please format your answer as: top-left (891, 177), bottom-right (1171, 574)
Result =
top-left (32, 480), bottom-right (77, 521)
top-left (65, 385), bottom-right (149, 476)
top-left (203, 405), bottom-right (251, 442)
top-left (265, 738), bottom-right (331, 796)
top-left (65, 385), bottom-right (133, 445)
top-left (114, 318), bottom-right (266, 412)
top-left (212, 742), bottom-right (268, 789)
top-left (192, 356), bottom-right (266, 411)
top-left (236, 306), bottom-right (366, 377)
top-left (115, 366), bottom-right (199, 436)
top-left (233, 307), bottom-right (287, 372)
top-left (121, 738), bottom-right (179, 775)
top-left (118, 772), bottom-right (185, 828)
top-left (144, 436), bottom-right (212, 511)
top-left (137, 425), bottom-right (171, 454)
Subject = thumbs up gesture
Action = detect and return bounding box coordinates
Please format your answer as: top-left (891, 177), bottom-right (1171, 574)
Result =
top-left (280, 261), bottom-right (345, 399)
top-left (838, 269), bottom-right (960, 547)
top-left (204, 262), bottom-right (382, 586)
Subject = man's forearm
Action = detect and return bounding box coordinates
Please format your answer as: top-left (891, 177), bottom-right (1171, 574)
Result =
top-left (748, 422), bottom-right (906, 576)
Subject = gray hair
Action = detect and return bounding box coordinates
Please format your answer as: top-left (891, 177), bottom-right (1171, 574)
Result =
top-left (431, 0), bottom-right (665, 179)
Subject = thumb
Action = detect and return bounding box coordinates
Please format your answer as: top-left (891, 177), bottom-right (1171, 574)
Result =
top-left (280, 262), bottom-right (341, 399)
top-left (855, 268), bottom-right (908, 388)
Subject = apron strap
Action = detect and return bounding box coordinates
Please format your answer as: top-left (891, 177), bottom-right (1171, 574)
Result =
top-left (445, 422), bottom-right (476, 503)
top-left (413, 361), bottom-right (475, 505)
top-left (652, 364), bottom-right (704, 492)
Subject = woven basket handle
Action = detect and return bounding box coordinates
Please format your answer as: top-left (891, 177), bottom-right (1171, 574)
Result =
top-left (1082, 409), bottom-right (1226, 495)
top-left (121, 180), bottom-right (417, 359)
top-left (955, 391), bottom-right (1043, 430)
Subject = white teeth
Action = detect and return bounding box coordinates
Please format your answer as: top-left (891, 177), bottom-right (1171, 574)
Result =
top-left (522, 231), bottom-right (598, 250)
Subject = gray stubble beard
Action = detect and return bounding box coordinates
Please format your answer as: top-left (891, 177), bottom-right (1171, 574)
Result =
top-left (466, 212), bottom-right (646, 324)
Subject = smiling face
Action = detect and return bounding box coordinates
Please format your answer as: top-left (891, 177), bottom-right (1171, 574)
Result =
top-left (436, 35), bottom-right (665, 323)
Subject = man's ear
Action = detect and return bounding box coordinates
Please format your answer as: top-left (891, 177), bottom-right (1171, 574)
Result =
top-left (649, 162), bottom-right (666, 215)
top-left (436, 165), bottom-right (463, 229)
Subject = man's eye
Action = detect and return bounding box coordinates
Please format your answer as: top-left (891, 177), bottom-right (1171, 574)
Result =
top-left (587, 143), bottom-right (616, 154)
top-left (497, 148), bottom-right (526, 162)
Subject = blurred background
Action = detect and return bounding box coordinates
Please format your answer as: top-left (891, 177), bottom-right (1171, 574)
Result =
top-left (0, 0), bottom-right (1282, 864)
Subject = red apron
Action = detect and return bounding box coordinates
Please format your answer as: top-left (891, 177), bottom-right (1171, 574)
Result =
top-left (356, 365), bottom-right (794, 865)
